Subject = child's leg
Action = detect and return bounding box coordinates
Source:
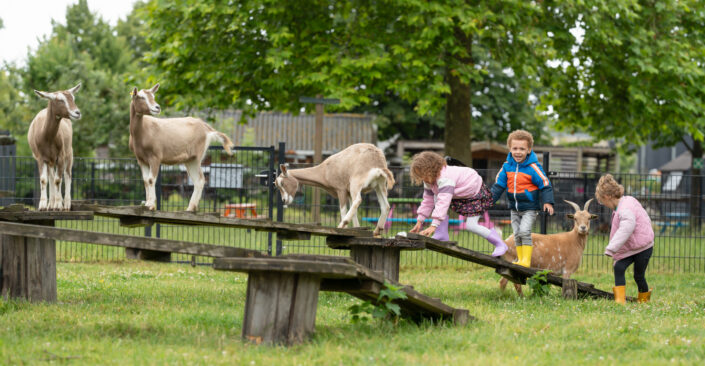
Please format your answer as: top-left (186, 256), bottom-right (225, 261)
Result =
top-left (613, 256), bottom-right (635, 287)
top-left (432, 216), bottom-right (450, 241)
top-left (632, 247), bottom-right (653, 293)
top-left (516, 210), bottom-right (538, 247)
top-left (466, 215), bottom-right (507, 257)
top-left (510, 210), bottom-right (522, 245)
top-left (464, 215), bottom-right (491, 237)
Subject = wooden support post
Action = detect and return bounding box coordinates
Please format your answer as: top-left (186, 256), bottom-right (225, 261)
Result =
top-left (350, 246), bottom-right (401, 282)
top-left (1, 220), bottom-right (57, 302)
top-left (562, 278), bottom-right (578, 300)
top-left (242, 272), bottom-right (320, 346)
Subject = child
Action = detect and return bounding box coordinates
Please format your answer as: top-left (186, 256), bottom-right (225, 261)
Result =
top-left (490, 130), bottom-right (554, 267)
top-left (408, 151), bottom-right (507, 257)
top-left (595, 174), bottom-right (654, 304)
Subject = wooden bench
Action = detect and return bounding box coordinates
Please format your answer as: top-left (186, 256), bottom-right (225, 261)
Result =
top-left (0, 220), bottom-right (263, 303)
top-left (213, 254), bottom-right (471, 346)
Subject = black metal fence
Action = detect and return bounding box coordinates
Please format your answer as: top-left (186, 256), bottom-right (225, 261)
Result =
top-left (1, 148), bottom-right (704, 273)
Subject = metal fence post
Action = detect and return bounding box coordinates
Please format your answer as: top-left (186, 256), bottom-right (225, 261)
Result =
top-left (541, 152), bottom-right (550, 235)
top-left (276, 142), bottom-right (286, 256)
top-left (266, 145), bottom-right (275, 256)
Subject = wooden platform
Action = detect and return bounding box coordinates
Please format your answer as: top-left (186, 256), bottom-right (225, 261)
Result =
top-left (214, 255), bottom-right (471, 345)
top-left (406, 233), bottom-right (636, 302)
top-left (0, 204), bottom-right (93, 222)
top-left (0, 220), bottom-right (263, 302)
top-left (326, 236), bottom-right (424, 282)
top-left (72, 203), bottom-right (372, 240)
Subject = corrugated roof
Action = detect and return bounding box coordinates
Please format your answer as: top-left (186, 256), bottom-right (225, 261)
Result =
top-left (213, 110), bottom-right (376, 152)
top-left (659, 151), bottom-right (691, 172)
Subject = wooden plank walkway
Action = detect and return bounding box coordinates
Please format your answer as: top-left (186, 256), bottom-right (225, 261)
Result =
top-left (0, 221), bottom-right (262, 258)
top-left (0, 204), bottom-right (93, 222)
top-left (406, 233), bottom-right (635, 302)
top-left (214, 254), bottom-right (471, 345)
top-left (72, 203), bottom-right (372, 240)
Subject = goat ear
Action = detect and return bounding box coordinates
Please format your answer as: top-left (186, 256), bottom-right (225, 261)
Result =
top-left (34, 90), bottom-right (55, 100)
top-left (279, 164), bottom-right (288, 176)
top-left (131, 87), bottom-right (138, 97)
top-left (68, 82), bottom-right (81, 95)
top-left (566, 213), bottom-right (575, 219)
top-left (590, 214), bottom-right (598, 220)
top-left (151, 83), bottom-right (160, 93)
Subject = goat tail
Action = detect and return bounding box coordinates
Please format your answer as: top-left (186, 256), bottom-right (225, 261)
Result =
top-left (383, 167), bottom-right (395, 190)
top-left (216, 131), bottom-right (235, 156)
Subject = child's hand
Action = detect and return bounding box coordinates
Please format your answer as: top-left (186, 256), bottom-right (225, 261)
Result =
top-left (410, 221), bottom-right (423, 233)
top-left (543, 203), bottom-right (554, 215)
top-left (420, 226), bottom-right (436, 237)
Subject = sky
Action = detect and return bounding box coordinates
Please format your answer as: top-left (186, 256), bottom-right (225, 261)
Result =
top-left (0, 0), bottom-right (138, 65)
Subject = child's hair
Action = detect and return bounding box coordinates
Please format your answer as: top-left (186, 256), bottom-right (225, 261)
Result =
top-left (410, 151), bottom-right (446, 185)
top-left (595, 174), bottom-right (624, 199)
top-left (507, 130), bottom-right (534, 150)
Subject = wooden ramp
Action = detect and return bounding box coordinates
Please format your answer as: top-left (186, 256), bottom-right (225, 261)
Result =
top-left (72, 203), bottom-right (371, 240)
top-left (406, 233), bottom-right (635, 302)
top-left (214, 254), bottom-right (471, 345)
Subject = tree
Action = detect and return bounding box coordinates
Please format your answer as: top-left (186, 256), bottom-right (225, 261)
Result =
top-left (544, 0), bottom-right (705, 220)
top-left (145, 0), bottom-right (563, 165)
top-left (14, 0), bottom-right (147, 157)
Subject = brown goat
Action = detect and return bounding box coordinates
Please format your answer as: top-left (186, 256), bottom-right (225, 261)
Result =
top-left (500, 199), bottom-right (597, 296)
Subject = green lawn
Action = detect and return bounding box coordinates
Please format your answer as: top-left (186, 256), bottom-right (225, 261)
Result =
top-left (1, 261), bottom-right (703, 365)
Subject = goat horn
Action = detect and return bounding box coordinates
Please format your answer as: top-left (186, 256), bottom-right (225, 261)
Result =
top-left (564, 199), bottom-right (581, 212)
top-left (583, 198), bottom-right (594, 211)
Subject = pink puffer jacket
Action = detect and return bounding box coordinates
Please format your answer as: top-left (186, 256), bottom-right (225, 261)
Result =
top-left (605, 196), bottom-right (655, 263)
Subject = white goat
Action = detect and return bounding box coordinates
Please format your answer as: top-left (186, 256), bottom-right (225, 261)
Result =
top-left (129, 84), bottom-right (234, 211)
top-left (274, 143), bottom-right (395, 237)
top-left (28, 83), bottom-right (82, 211)
top-left (500, 199), bottom-right (597, 296)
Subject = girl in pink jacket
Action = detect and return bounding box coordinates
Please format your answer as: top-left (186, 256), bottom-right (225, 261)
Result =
top-left (595, 174), bottom-right (655, 304)
top-left (408, 151), bottom-right (507, 256)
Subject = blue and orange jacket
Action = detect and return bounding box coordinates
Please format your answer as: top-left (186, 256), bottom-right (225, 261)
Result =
top-left (491, 151), bottom-right (554, 211)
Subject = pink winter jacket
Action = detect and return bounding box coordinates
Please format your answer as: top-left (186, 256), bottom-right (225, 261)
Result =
top-left (416, 166), bottom-right (484, 227)
top-left (605, 195), bottom-right (655, 263)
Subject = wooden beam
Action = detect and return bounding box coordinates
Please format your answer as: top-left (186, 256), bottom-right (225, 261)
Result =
top-left (408, 233), bottom-right (636, 302)
top-left (0, 221), bottom-right (262, 258)
top-left (326, 236), bottom-right (425, 250)
top-left (214, 257), bottom-right (360, 278)
top-left (72, 203), bottom-right (371, 238)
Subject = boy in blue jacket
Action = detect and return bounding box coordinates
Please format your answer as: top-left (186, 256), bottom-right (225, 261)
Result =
top-left (491, 130), bottom-right (554, 267)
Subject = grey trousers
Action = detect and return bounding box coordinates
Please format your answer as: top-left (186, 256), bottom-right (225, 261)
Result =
top-left (510, 210), bottom-right (538, 246)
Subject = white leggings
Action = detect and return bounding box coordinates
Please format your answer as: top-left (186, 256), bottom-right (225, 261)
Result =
top-left (465, 215), bottom-right (491, 238)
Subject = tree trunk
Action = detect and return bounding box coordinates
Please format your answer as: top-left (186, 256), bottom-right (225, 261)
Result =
top-left (690, 138), bottom-right (703, 229)
top-left (444, 28), bottom-right (473, 167)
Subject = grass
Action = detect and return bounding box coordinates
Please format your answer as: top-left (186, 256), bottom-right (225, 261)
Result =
top-left (1, 261), bottom-right (703, 365)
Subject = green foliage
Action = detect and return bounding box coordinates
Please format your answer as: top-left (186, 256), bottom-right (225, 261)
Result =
top-left (348, 281), bottom-right (408, 324)
top-left (144, 0), bottom-right (561, 162)
top-left (527, 269), bottom-right (551, 297)
top-left (1, 0), bottom-right (151, 157)
top-left (544, 0), bottom-right (705, 155)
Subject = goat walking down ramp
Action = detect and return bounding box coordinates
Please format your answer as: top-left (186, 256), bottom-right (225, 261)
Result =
top-left (28, 83), bottom-right (82, 211)
top-left (500, 199), bottom-right (597, 296)
top-left (129, 84), bottom-right (234, 211)
top-left (275, 143), bottom-right (395, 237)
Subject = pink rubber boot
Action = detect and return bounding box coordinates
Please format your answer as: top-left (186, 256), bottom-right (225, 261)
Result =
top-left (432, 217), bottom-right (450, 241)
top-left (485, 229), bottom-right (508, 257)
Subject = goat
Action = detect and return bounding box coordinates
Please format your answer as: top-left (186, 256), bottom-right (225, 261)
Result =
top-left (129, 84), bottom-right (234, 211)
top-left (28, 83), bottom-right (82, 211)
top-left (499, 199), bottom-right (597, 296)
top-left (274, 143), bottom-right (395, 237)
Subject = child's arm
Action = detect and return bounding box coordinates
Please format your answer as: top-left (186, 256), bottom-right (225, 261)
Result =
top-left (605, 209), bottom-right (637, 256)
top-left (413, 184), bottom-right (436, 230)
top-left (490, 167), bottom-right (507, 204)
top-left (531, 163), bottom-right (555, 214)
top-left (427, 178), bottom-right (455, 227)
